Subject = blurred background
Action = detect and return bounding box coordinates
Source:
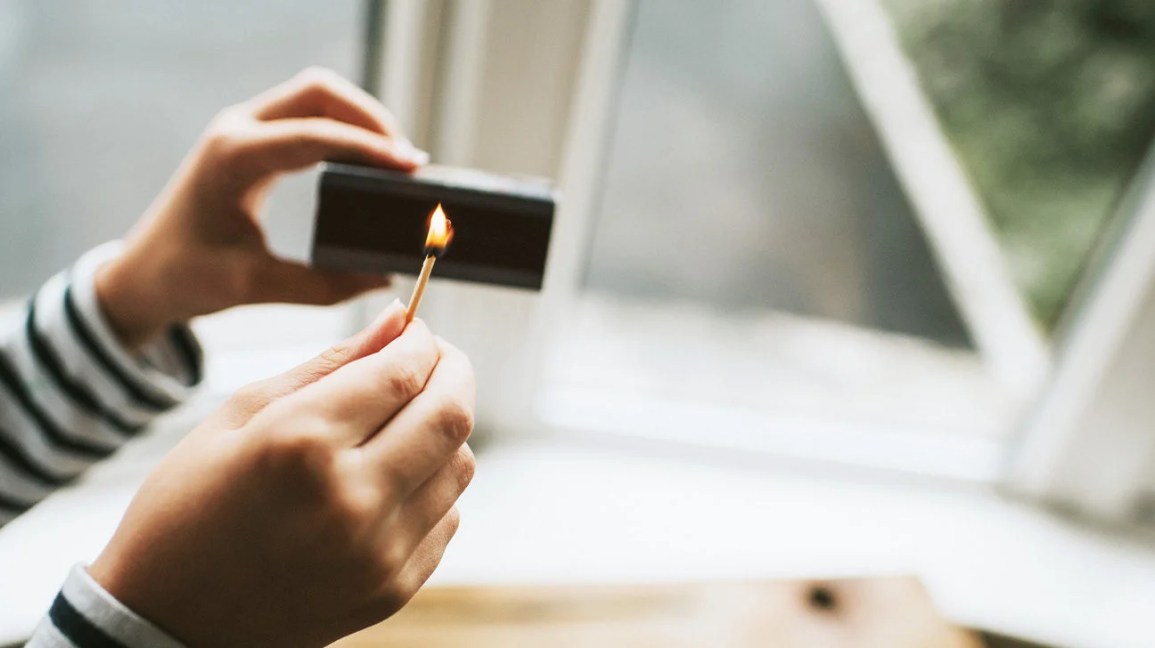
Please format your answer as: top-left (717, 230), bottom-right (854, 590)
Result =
top-left (5, 0), bottom-right (1155, 646)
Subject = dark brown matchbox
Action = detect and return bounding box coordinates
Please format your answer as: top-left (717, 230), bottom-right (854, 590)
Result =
top-left (310, 162), bottom-right (557, 290)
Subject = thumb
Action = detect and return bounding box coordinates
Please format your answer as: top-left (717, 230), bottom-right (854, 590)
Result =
top-left (221, 299), bottom-right (407, 427)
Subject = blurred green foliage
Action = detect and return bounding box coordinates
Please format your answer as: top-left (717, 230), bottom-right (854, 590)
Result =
top-left (882, 0), bottom-right (1155, 327)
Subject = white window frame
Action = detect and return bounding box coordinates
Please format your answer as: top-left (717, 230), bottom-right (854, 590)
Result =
top-left (367, 0), bottom-right (1155, 523)
top-left (1005, 148), bottom-right (1155, 524)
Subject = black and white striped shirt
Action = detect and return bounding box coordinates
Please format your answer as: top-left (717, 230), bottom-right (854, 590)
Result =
top-left (31, 566), bottom-right (186, 648)
top-left (3, 243), bottom-right (202, 647)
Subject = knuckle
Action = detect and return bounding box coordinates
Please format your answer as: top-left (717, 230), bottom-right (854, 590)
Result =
top-left (313, 340), bottom-right (356, 376)
top-left (201, 107), bottom-right (250, 155)
top-left (247, 418), bottom-right (345, 510)
top-left (375, 579), bottom-right (415, 616)
top-left (220, 382), bottom-right (270, 425)
top-left (208, 105), bottom-right (244, 128)
top-left (377, 541), bottom-right (410, 580)
top-left (333, 484), bottom-right (375, 521)
top-left (297, 65), bottom-right (339, 86)
top-left (443, 344), bottom-right (477, 394)
top-left (454, 445), bottom-right (477, 491)
top-left (324, 488), bottom-right (378, 546)
top-left (267, 421), bottom-right (333, 470)
top-left (434, 396), bottom-right (475, 445)
top-left (443, 506), bottom-right (462, 537)
top-left (298, 451), bottom-right (375, 529)
top-left (438, 336), bottom-right (465, 357)
top-left (382, 362), bottom-right (426, 399)
top-left (229, 381), bottom-right (267, 409)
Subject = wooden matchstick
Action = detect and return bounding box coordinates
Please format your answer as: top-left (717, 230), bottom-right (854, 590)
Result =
top-left (405, 202), bottom-right (453, 324)
top-left (405, 254), bottom-right (437, 323)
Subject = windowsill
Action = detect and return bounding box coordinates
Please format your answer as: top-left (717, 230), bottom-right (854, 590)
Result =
top-left (547, 293), bottom-right (1019, 437)
top-left (444, 439), bottom-right (1155, 648)
top-left (3, 405), bottom-right (1155, 646)
top-left (537, 293), bottom-right (1020, 482)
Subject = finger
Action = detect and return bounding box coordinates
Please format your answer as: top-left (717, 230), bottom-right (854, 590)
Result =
top-left (390, 444), bottom-right (475, 555)
top-left (249, 67), bottom-right (405, 140)
top-left (364, 338), bottom-right (475, 496)
top-left (389, 508), bottom-right (461, 605)
top-left (254, 258), bottom-right (391, 306)
top-left (219, 300), bottom-right (407, 427)
top-left (241, 118), bottom-right (425, 178)
top-left (285, 319), bottom-right (441, 446)
top-left (344, 508), bottom-right (460, 633)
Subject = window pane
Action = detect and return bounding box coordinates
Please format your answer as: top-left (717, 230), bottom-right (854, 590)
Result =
top-left (584, 0), bottom-right (972, 347)
top-left (883, 0), bottom-right (1155, 327)
top-left (0, 1), bottom-right (362, 299)
top-left (543, 0), bottom-right (1017, 453)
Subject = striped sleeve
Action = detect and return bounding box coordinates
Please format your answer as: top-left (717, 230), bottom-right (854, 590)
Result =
top-left (0, 242), bottom-right (202, 526)
top-left (26, 564), bottom-right (187, 648)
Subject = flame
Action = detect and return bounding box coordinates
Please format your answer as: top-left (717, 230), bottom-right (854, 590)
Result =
top-left (424, 203), bottom-right (454, 253)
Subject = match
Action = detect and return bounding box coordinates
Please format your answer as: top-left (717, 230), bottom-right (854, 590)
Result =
top-left (404, 203), bottom-right (454, 323)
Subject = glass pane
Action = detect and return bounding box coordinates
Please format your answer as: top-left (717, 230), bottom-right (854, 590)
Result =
top-left (0, 0), bottom-right (363, 300)
top-left (543, 0), bottom-right (1019, 450)
top-left (585, 0), bottom-right (971, 347)
top-left (882, 0), bottom-right (1155, 327)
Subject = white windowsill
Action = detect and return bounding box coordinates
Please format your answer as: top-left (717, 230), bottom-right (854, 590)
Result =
top-left (536, 293), bottom-right (1018, 483)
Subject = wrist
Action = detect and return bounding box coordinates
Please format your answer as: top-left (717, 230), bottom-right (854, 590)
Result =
top-left (48, 564), bottom-right (189, 648)
top-left (89, 547), bottom-right (280, 648)
top-left (87, 552), bottom-right (197, 648)
top-left (94, 246), bottom-right (177, 350)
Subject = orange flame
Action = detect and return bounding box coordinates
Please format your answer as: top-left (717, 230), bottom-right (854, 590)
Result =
top-left (424, 203), bottom-right (454, 254)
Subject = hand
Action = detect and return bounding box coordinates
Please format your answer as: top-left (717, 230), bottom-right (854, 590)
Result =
top-left (88, 301), bottom-right (476, 648)
top-left (95, 67), bottom-right (428, 348)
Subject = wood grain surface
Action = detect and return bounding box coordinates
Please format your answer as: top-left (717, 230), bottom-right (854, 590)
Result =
top-left (331, 577), bottom-right (986, 647)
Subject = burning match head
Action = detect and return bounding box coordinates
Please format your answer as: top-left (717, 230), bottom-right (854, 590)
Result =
top-left (423, 203), bottom-right (454, 258)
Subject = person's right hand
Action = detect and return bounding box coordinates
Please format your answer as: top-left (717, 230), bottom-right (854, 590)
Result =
top-left (87, 300), bottom-right (476, 648)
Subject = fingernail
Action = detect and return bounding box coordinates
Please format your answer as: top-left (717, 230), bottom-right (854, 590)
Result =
top-left (370, 299), bottom-right (403, 326)
top-left (397, 139), bottom-right (429, 164)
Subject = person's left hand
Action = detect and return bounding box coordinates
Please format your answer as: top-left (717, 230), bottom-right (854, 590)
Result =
top-left (95, 67), bottom-right (427, 348)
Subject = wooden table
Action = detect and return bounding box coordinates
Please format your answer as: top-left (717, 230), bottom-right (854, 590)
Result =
top-left (332, 577), bottom-right (990, 647)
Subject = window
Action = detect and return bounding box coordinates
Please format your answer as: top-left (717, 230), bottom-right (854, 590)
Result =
top-left (883, 0), bottom-right (1155, 329)
top-left (0, 0), bottom-right (363, 298)
top-left (383, 0), bottom-right (1155, 485)
top-left (539, 0), bottom-right (1008, 479)
top-left (10, 0), bottom-right (1146, 488)
top-left (0, 0), bottom-right (369, 389)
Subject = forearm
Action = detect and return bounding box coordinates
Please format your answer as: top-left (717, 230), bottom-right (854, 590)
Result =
top-left (94, 242), bottom-right (180, 350)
